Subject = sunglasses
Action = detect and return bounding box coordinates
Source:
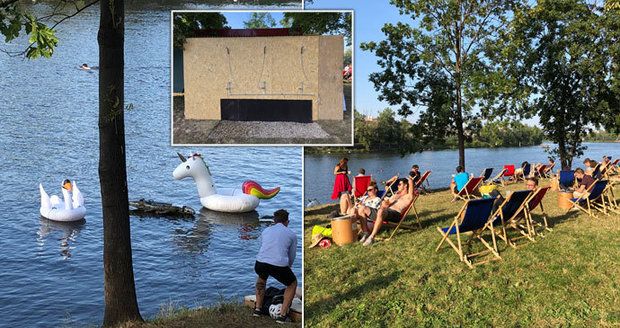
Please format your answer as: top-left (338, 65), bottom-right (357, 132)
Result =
top-left (367, 188), bottom-right (376, 192)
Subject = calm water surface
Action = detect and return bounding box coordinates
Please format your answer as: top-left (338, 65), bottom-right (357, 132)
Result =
top-left (305, 143), bottom-right (620, 204)
top-left (0, 4), bottom-right (301, 328)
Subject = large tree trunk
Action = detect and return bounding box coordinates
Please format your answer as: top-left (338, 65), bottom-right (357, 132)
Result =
top-left (98, 0), bottom-right (142, 326)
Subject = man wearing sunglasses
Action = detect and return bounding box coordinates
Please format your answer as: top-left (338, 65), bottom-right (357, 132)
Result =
top-left (363, 176), bottom-right (415, 246)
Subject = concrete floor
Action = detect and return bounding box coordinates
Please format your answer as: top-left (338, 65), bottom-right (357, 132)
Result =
top-left (172, 83), bottom-right (353, 145)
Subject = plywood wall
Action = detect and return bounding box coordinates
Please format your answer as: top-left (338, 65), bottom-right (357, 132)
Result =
top-left (183, 35), bottom-right (343, 121)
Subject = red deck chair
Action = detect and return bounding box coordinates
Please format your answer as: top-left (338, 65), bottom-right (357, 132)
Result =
top-left (535, 164), bottom-right (548, 178)
top-left (526, 187), bottom-right (551, 236)
top-left (353, 175), bottom-right (372, 199)
top-left (383, 194), bottom-right (421, 240)
top-left (456, 177), bottom-right (484, 201)
top-left (414, 170), bottom-right (432, 193)
top-left (501, 165), bottom-right (515, 185)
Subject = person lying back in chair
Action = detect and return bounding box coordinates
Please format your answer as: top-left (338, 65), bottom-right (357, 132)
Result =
top-left (573, 168), bottom-right (595, 198)
top-left (362, 176), bottom-right (415, 246)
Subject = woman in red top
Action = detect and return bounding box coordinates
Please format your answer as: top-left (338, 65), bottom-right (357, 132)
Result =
top-left (331, 158), bottom-right (352, 214)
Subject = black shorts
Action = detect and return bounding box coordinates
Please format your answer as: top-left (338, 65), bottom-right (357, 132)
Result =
top-left (385, 209), bottom-right (401, 223)
top-left (255, 261), bottom-right (297, 286)
top-left (368, 208), bottom-right (378, 220)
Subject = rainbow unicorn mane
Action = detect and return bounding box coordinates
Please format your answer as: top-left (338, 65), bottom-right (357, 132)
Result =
top-left (242, 180), bottom-right (280, 200)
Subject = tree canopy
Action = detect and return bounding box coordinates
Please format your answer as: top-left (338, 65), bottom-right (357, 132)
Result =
top-left (173, 12), bottom-right (228, 49)
top-left (489, 0), bottom-right (620, 168)
top-left (281, 12), bottom-right (352, 46)
top-left (243, 12), bottom-right (276, 29)
top-left (361, 0), bottom-right (519, 169)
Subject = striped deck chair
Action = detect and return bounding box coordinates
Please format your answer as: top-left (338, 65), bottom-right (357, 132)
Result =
top-left (436, 198), bottom-right (500, 268)
top-left (490, 168), bottom-right (507, 185)
top-left (558, 170), bottom-right (576, 191)
top-left (455, 177), bottom-right (484, 201)
top-left (491, 190), bottom-right (534, 248)
top-left (481, 168), bottom-right (494, 183)
top-left (567, 180), bottom-right (610, 218)
top-left (525, 187), bottom-right (551, 237)
top-left (353, 175), bottom-right (372, 199)
top-left (384, 194), bottom-right (421, 240)
top-left (414, 170), bottom-right (431, 193)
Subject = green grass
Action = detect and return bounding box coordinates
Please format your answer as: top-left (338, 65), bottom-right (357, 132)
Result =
top-left (118, 302), bottom-right (301, 328)
top-left (304, 180), bottom-right (620, 327)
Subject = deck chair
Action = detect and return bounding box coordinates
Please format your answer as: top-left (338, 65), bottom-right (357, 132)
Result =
top-left (590, 163), bottom-right (602, 179)
top-left (567, 180), bottom-right (610, 218)
top-left (436, 198), bottom-right (500, 268)
top-left (492, 190), bottom-right (534, 248)
top-left (544, 162), bottom-right (556, 178)
top-left (558, 170), bottom-right (576, 191)
top-left (534, 164), bottom-right (548, 178)
top-left (500, 165), bottom-right (515, 185)
top-left (352, 175), bottom-right (372, 199)
top-left (517, 163), bottom-right (532, 182)
top-left (525, 187), bottom-right (551, 236)
top-left (481, 168), bottom-right (494, 183)
top-left (490, 168), bottom-right (507, 185)
top-left (384, 194), bottom-right (421, 240)
top-left (455, 177), bottom-right (483, 201)
top-left (378, 179), bottom-right (398, 199)
top-left (414, 170), bottom-right (431, 193)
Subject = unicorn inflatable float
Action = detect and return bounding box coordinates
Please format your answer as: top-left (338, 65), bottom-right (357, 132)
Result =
top-left (173, 152), bottom-right (280, 213)
top-left (39, 179), bottom-right (86, 222)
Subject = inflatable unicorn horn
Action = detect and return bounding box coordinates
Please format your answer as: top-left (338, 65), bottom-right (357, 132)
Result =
top-left (173, 152), bottom-right (280, 213)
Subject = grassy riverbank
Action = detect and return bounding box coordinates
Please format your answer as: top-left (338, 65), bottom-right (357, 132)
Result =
top-left (304, 180), bottom-right (620, 327)
top-left (119, 302), bottom-right (301, 328)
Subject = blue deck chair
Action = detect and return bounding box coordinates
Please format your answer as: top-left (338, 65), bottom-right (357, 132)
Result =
top-left (436, 198), bottom-right (500, 268)
top-left (559, 170), bottom-right (575, 191)
top-left (518, 163), bottom-right (532, 181)
top-left (591, 163), bottom-right (602, 180)
top-left (492, 190), bottom-right (534, 248)
top-left (567, 180), bottom-right (611, 218)
top-left (481, 168), bottom-right (494, 183)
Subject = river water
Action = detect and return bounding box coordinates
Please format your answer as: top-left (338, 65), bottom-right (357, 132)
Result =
top-left (304, 143), bottom-right (620, 204)
top-left (0, 2), bottom-right (301, 327)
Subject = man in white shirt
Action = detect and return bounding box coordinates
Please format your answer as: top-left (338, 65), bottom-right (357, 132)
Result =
top-left (254, 209), bottom-right (297, 323)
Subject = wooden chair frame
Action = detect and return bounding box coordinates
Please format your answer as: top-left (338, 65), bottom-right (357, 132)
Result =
top-left (384, 194), bottom-right (421, 241)
top-left (491, 190), bottom-right (534, 248)
top-left (456, 177), bottom-right (483, 201)
top-left (436, 199), bottom-right (501, 269)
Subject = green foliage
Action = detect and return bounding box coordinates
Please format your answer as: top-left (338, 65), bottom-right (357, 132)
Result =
top-left (0, 3), bottom-right (59, 59)
top-left (491, 0), bottom-right (620, 168)
top-left (243, 12), bottom-right (276, 29)
top-left (352, 109), bottom-right (421, 155)
top-left (471, 120), bottom-right (544, 148)
top-left (343, 47), bottom-right (352, 65)
top-left (281, 12), bottom-right (352, 46)
top-left (585, 130), bottom-right (620, 142)
top-left (361, 0), bottom-right (519, 168)
top-left (172, 13), bottom-right (229, 49)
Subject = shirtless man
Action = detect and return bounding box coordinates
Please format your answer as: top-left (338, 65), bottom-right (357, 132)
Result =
top-left (363, 176), bottom-right (415, 246)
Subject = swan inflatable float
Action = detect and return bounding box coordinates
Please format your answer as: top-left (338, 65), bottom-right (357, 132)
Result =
top-left (173, 152), bottom-right (280, 213)
top-left (39, 180), bottom-right (86, 222)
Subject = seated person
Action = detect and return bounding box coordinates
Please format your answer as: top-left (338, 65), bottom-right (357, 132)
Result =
top-left (356, 168), bottom-right (366, 176)
top-left (362, 177), bottom-right (415, 246)
top-left (534, 157), bottom-right (555, 177)
top-left (583, 158), bottom-right (598, 177)
top-left (573, 168), bottom-right (595, 198)
top-left (450, 166), bottom-right (470, 200)
top-left (514, 161), bottom-right (530, 180)
top-left (525, 177), bottom-right (539, 191)
top-left (351, 183), bottom-right (381, 242)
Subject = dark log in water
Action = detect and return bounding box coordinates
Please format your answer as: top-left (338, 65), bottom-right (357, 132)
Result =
top-left (129, 199), bottom-right (195, 218)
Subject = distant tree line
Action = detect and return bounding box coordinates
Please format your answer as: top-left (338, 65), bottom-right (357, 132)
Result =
top-left (585, 130), bottom-right (620, 142)
top-left (307, 109), bottom-right (544, 155)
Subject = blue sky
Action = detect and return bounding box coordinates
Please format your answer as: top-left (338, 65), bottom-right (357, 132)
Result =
top-left (305, 0), bottom-right (406, 118)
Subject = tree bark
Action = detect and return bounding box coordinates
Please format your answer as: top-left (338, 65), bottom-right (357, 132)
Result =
top-left (454, 11), bottom-right (466, 170)
top-left (98, 0), bottom-right (142, 326)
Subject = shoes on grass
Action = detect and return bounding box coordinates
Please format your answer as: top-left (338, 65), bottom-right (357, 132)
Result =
top-left (275, 314), bottom-right (290, 324)
top-left (362, 236), bottom-right (373, 246)
top-left (252, 308), bottom-right (263, 317)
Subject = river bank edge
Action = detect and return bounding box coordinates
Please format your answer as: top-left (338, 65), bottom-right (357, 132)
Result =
top-left (114, 302), bottom-right (301, 328)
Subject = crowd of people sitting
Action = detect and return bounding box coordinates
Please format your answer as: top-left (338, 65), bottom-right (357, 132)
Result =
top-left (325, 154), bottom-right (619, 250)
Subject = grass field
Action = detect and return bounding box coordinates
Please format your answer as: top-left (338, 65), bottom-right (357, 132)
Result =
top-left (304, 179), bottom-right (620, 327)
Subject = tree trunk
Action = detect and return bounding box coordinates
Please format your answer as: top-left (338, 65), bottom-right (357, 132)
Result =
top-left (98, 0), bottom-right (142, 326)
top-left (454, 14), bottom-right (466, 170)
